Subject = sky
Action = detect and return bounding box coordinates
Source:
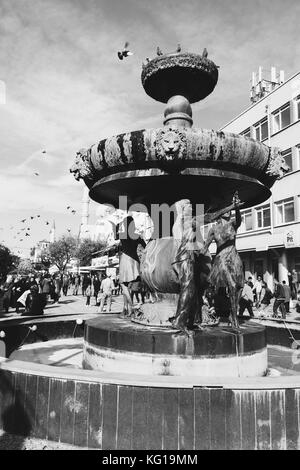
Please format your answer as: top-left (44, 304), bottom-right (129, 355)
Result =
top-left (0, 0), bottom-right (299, 257)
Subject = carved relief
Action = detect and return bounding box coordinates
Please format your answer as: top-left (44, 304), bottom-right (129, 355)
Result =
top-left (70, 148), bottom-right (94, 181)
top-left (90, 144), bottom-right (104, 171)
top-left (156, 127), bottom-right (187, 160)
top-left (123, 133), bottom-right (133, 163)
top-left (104, 136), bottom-right (122, 167)
top-left (143, 128), bottom-right (156, 161)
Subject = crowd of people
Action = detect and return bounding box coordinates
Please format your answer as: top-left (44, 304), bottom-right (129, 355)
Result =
top-left (238, 275), bottom-right (300, 320)
top-left (0, 270), bottom-right (157, 317)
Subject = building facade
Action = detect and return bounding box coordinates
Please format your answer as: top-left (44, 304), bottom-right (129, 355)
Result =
top-left (219, 68), bottom-right (300, 288)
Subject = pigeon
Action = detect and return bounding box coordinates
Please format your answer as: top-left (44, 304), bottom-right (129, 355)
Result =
top-left (21, 219), bottom-right (26, 223)
top-left (42, 150), bottom-right (46, 154)
top-left (34, 172), bottom-right (39, 176)
top-left (156, 46), bottom-right (163, 56)
top-left (117, 42), bottom-right (133, 60)
top-left (176, 44), bottom-right (181, 53)
top-left (37, 215), bottom-right (40, 218)
top-left (67, 228), bottom-right (71, 233)
top-left (25, 233), bottom-right (30, 236)
top-left (21, 228), bottom-right (25, 231)
top-left (202, 48), bottom-right (208, 59)
top-left (20, 238), bottom-right (23, 241)
top-left (71, 210), bottom-right (76, 214)
top-left (30, 216), bottom-right (35, 219)
top-left (27, 228), bottom-right (30, 230)
top-left (67, 206), bottom-right (71, 210)
top-left (45, 221), bottom-right (49, 225)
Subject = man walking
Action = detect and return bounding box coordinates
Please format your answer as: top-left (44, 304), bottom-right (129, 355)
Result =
top-left (292, 269), bottom-right (299, 299)
top-left (239, 280), bottom-right (254, 318)
top-left (98, 274), bottom-right (115, 313)
top-left (273, 280), bottom-right (287, 319)
top-left (282, 280), bottom-right (291, 313)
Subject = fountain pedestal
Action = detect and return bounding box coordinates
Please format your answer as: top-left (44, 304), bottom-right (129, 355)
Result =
top-left (83, 316), bottom-right (267, 378)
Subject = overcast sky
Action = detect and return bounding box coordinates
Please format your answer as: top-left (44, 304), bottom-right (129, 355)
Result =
top-left (0, 0), bottom-right (299, 256)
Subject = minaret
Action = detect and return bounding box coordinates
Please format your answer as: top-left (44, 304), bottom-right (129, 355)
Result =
top-left (49, 220), bottom-right (56, 243)
top-left (81, 186), bottom-right (90, 226)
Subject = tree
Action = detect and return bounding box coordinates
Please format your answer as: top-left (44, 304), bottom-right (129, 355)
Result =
top-left (17, 258), bottom-right (34, 276)
top-left (46, 235), bottom-right (78, 272)
top-left (0, 244), bottom-right (19, 281)
top-left (75, 239), bottom-right (107, 266)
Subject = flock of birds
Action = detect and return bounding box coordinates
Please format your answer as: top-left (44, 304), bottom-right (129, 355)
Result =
top-left (0, 205), bottom-right (77, 246)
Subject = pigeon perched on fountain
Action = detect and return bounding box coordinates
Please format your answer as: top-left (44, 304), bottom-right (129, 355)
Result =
top-left (156, 46), bottom-right (163, 56)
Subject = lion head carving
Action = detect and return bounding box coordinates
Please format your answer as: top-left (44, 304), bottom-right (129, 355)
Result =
top-left (156, 128), bottom-right (187, 161)
top-left (70, 148), bottom-right (94, 181)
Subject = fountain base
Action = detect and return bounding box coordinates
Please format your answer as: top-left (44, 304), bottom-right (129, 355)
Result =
top-left (83, 315), bottom-right (267, 378)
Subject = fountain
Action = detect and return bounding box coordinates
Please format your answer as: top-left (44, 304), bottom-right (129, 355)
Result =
top-left (70, 47), bottom-right (285, 379)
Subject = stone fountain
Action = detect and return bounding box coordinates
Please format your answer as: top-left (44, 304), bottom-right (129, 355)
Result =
top-left (71, 46), bottom-right (285, 378)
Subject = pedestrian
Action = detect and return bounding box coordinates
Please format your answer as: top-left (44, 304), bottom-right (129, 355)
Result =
top-left (85, 284), bottom-right (92, 307)
top-left (40, 273), bottom-right (52, 306)
top-left (272, 280), bottom-right (286, 319)
top-left (130, 277), bottom-right (142, 304)
top-left (98, 274), bottom-right (115, 313)
top-left (53, 275), bottom-right (62, 303)
top-left (62, 273), bottom-right (69, 296)
top-left (16, 288), bottom-right (31, 313)
top-left (260, 282), bottom-right (273, 312)
top-left (239, 280), bottom-right (254, 318)
top-left (22, 285), bottom-right (45, 316)
top-left (282, 280), bottom-right (291, 313)
top-left (73, 274), bottom-right (81, 296)
top-left (82, 274), bottom-right (91, 296)
top-left (93, 274), bottom-right (101, 305)
top-left (1, 275), bottom-right (14, 313)
top-left (291, 269), bottom-right (299, 299)
top-left (253, 276), bottom-right (263, 308)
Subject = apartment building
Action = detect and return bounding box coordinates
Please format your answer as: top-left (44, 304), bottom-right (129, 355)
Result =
top-left (219, 67), bottom-right (300, 287)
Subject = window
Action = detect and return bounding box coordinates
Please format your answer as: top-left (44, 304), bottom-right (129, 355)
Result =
top-left (256, 205), bottom-right (271, 228)
top-left (241, 128), bottom-right (251, 138)
top-left (275, 198), bottom-right (295, 224)
top-left (273, 103), bottom-right (291, 133)
top-left (281, 148), bottom-right (293, 173)
top-left (240, 209), bottom-right (253, 231)
top-left (254, 118), bottom-right (268, 141)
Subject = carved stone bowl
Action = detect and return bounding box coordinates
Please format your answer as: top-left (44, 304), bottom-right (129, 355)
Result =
top-left (141, 52), bottom-right (219, 103)
top-left (73, 127), bottom-right (283, 210)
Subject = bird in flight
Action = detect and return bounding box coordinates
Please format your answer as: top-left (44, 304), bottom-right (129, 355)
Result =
top-left (21, 219), bottom-right (26, 223)
top-left (25, 233), bottom-right (30, 236)
top-left (67, 228), bottom-right (71, 233)
top-left (20, 238), bottom-right (23, 241)
top-left (118, 42), bottom-right (133, 60)
top-left (34, 172), bottom-right (39, 176)
top-left (71, 210), bottom-right (76, 214)
top-left (45, 221), bottom-right (49, 225)
top-left (42, 150), bottom-right (46, 154)
top-left (37, 215), bottom-right (40, 218)
top-left (30, 216), bottom-right (35, 219)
